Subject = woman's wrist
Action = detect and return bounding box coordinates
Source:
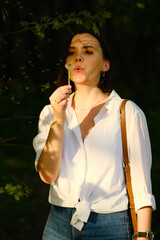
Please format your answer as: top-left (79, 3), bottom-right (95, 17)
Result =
top-left (137, 238), bottom-right (147, 240)
top-left (137, 206), bottom-right (152, 231)
top-left (52, 114), bottom-right (66, 123)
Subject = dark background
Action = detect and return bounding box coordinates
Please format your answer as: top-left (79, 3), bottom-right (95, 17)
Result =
top-left (0, 0), bottom-right (159, 239)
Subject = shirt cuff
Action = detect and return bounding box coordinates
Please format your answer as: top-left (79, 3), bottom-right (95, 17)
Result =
top-left (134, 193), bottom-right (156, 213)
top-left (33, 132), bottom-right (49, 171)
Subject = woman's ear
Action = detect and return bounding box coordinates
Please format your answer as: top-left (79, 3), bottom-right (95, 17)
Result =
top-left (103, 60), bottom-right (110, 72)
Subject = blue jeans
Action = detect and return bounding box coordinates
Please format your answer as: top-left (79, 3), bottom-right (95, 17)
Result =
top-left (43, 205), bottom-right (133, 240)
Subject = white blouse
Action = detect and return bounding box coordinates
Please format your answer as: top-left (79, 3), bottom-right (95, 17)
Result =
top-left (33, 90), bottom-right (156, 231)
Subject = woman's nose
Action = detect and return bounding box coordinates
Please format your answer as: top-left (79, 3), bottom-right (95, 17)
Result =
top-left (75, 53), bottom-right (83, 62)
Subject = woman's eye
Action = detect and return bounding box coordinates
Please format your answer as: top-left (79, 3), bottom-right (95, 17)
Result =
top-left (85, 50), bottom-right (93, 54)
top-left (67, 51), bottom-right (74, 55)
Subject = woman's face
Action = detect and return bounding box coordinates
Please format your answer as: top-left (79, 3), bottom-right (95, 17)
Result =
top-left (66, 33), bottom-right (109, 87)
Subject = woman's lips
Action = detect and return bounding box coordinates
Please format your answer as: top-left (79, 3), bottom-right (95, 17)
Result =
top-left (74, 66), bottom-right (83, 72)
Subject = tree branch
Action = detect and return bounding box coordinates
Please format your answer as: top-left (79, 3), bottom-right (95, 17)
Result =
top-left (0, 136), bottom-right (18, 143)
top-left (0, 21), bottom-right (60, 37)
top-left (0, 143), bottom-right (32, 149)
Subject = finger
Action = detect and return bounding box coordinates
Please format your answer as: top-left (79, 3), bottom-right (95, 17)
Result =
top-left (56, 88), bottom-right (72, 97)
top-left (50, 92), bottom-right (69, 106)
top-left (51, 88), bottom-right (71, 102)
top-left (54, 89), bottom-right (72, 102)
top-left (55, 93), bottom-right (70, 104)
top-left (49, 85), bottom-right (72, 105)
top-left (56, 85), bottom-right (72, 93)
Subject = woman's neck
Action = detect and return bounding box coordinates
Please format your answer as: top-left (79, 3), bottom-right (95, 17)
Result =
top-left (73, 85), bottom-right (107, 110)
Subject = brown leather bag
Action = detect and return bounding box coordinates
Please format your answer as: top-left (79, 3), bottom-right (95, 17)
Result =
top-left (120, 99), bottom-right (137, 240)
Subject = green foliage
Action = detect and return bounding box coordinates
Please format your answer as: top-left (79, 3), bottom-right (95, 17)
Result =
top-left (41, 82), bottom-right (51, 92)
top-left (136, 2), bottom-right (146, 9)
top-left (0, 6), bottom-right (8, 21)
top-left (19, 9), bottom-right (111, 39)
top-left (0, 183), bottom-right (32, 201)
top-left (32, 23), bottom-right (45, 39)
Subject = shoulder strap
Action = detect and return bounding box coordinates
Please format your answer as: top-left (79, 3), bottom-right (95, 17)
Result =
top-left (120, 99), bottom-right (137, 239)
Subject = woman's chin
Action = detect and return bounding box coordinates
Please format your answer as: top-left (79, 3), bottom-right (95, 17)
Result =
top-left (72, 76), bottom-right (86, 84)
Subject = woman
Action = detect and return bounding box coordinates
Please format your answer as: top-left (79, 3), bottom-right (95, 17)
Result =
top-left (33, 30), bottom-right (156, 240)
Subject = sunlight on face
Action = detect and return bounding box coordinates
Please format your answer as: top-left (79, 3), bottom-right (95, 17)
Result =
top-left (66, 33), bottom-right (105, 86)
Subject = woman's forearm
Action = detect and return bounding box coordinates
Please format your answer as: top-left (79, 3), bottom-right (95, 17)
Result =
top-left (37, 117), bottom-right (65, 184)
top-left (37, 85), bottom-right (71, 184)
top-left (137, 206), bottom-right (152, 240)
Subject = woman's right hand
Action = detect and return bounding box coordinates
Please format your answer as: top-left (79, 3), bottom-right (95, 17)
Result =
top-left (49, 85), bottom-right (72, 121)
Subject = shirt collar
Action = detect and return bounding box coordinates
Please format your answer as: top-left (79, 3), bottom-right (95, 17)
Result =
top-left (67, 90), bottom-right (122, 114)
top-left (103, 90), bottom-right (122, 113)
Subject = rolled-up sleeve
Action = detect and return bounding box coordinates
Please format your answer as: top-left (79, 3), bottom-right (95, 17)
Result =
top-left (33, 105), bottom-right (53, 170)
top-left (126, 101), bottom-right (156, 212)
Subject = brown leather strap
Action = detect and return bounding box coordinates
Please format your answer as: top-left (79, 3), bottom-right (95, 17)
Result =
top-left (120, 99), bottom-right (137, 239)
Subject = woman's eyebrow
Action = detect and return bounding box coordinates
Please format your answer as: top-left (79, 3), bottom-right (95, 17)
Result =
top-left (83, 45), bottom-right (95, 49)
top-left (69, 45), bottom-right (95, 49)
